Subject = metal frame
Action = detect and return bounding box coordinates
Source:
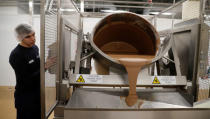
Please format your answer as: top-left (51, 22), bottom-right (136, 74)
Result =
top-left (53, 14), bottom-right (82, 119)
top-left (74, 30), bottom-right (83, 73)
top-left (83, 0), bottom-right (173, 6)
top-left (42, 0), bottom-right (210, 119)
top-left (195, 23), bottom-right (209, 99)
top-left (171, 22), bottom-right (201, 101)
top-left (61, 17), bottom-right (80, 78)
top-left (64, 109), bottom-right (210, 119)
top-left (40, 0), bottom-right (46, 118)
top-left (69, 74), bottom-right (187, 87)
top-left (68, 0), bottom-right (200, 94)
top-left (198, 1), bottom-right (209, 76)
top-left (71, 0), bottom-right (174, 11)
top-left (57, 0), bottom-right (62, 102)
top-left (40, 0), bottom-right (60, 118)
top-left (155, 0), bottom-right (186, 17)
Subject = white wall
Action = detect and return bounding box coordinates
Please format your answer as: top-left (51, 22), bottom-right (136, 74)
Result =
top-left (0, 7), bottom-right (17, 15)
top-left (83, 18), bottom-right (101, 34)
top-left (156, 18), bottom-right (182, 31)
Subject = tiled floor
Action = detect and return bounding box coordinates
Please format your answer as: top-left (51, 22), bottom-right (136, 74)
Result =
top-left (0, 86), bottom-right (54, 119)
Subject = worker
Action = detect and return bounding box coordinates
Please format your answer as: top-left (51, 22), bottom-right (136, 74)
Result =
top-left (9, 24), bottom-right (56, 119)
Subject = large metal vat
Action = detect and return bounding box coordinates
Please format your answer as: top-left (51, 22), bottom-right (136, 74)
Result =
top-left (90, 12), bottom-right (160, 73)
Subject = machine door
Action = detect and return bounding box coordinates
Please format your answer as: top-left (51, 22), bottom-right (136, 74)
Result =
top-left (40, 0), bottom-right (81, 118)
top-left (40, 0), bottom-right (59, 118)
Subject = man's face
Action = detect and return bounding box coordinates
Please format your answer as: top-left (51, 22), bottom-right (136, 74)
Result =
top-left (21, 32), bottom-right (35, 47)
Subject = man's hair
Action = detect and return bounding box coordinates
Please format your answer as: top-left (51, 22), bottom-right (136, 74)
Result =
top-left (15, 24), bottom-right (34, 41)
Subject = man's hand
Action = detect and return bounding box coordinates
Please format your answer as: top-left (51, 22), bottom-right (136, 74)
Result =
top-left (45, 56), bottom-right (56, 70)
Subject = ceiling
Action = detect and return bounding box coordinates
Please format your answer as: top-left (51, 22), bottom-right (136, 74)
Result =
top-left (74, 0), bottom-right (182, 14)
top-left (65, 0), bottom-right (184, 18)
top-left (1, 0), bottom-right (208, 19)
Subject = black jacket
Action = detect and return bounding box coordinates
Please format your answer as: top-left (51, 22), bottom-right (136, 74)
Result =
top-left (9, 44), bottom-right (40, 107)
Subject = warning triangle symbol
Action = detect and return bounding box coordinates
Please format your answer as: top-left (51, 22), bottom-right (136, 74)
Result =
top-left (76, 75), bottom-right (85, 83)
top-left (152, 76), bottom-right (160, 84)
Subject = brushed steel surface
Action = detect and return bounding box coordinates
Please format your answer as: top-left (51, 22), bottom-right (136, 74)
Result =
top-left (69, 74), bottom-right (187, 87)
top-left (64, 110), bottom-right (210, 119)
top-left (64, 88), bottom-right (210, 119)
top-left (65, 88), bottom-right (192, 110)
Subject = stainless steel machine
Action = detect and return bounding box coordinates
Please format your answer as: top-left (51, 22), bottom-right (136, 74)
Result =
top-left (40, 0), bottom-right (210, 119)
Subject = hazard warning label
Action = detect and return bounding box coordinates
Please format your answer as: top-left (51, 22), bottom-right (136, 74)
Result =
top-left (75, 74), bottom-right (103, 83)
top-left (151, 76), bottom-right (176, 85)
top-left (152, 76), bottom-right (160, 84)
top-left (76, 75), bottom-right (85, 83)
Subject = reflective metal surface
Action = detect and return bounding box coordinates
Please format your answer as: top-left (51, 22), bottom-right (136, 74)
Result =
top-left (90, 12), bottom-right (160, 69)
top-left (66, 88), bottom-right (192, 109)
top-left (64, 109), bottom-right (210, 119)
top-left (69, 74), bottom-right (187, 87)
top-left (64, 88), bottom-right (210, 119)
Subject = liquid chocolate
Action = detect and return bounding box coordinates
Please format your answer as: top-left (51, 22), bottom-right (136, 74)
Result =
top-left (108, 54), bottom-right (154, 106)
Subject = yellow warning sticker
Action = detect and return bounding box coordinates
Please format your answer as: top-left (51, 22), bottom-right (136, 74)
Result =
top-left (76, 75), bottom-right (85, 83)
top-left (152, 76), bottom-right (160, 84)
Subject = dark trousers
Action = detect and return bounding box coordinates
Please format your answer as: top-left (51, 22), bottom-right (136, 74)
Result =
top-left (16, 105), bottom-right (41, 119)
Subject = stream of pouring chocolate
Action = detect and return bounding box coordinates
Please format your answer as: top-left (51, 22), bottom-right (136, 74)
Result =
top-left (108, 54), bottom-right (154, 106)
